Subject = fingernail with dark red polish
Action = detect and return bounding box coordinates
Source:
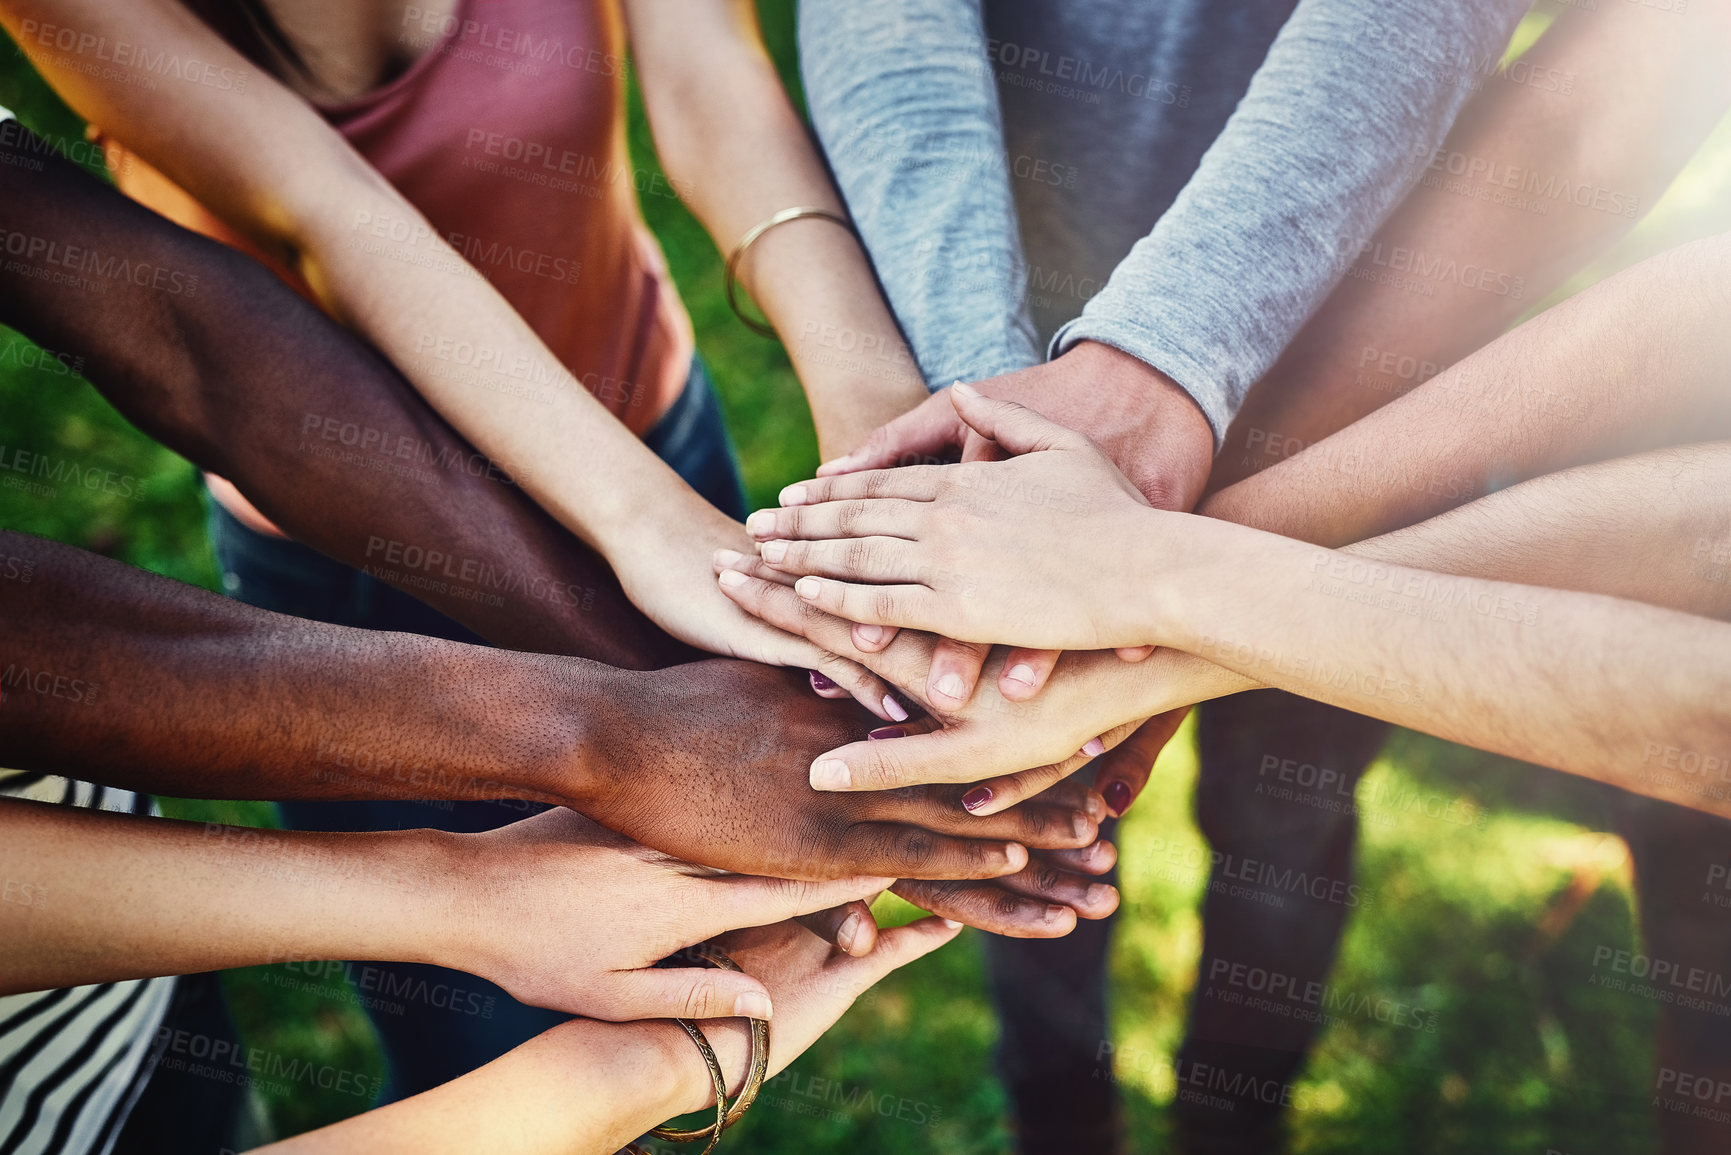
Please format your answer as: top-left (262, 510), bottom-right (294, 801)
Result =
top-left (868, 726), bottom-right (906, 740)
top-left (1103, 780), bottom-right (1132, 817)
top-left (962, 786), bottom-right (994, 812)
top-left (809, 670), bottom-right (837, 692)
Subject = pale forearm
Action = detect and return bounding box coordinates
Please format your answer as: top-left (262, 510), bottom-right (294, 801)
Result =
top-left (1346, 443), bottom-right (1731, 620)
top-left (0, 800), bottom-right (443, 994)
top-left (1202, 234), bottom-right (1731, 545)
top-left (630, 0), bottom-right (925, 457)
top-left (1139, 517), bottom-right (1731, 815)
top-left (257, 1017), bottom-right (721, 1155)
top-left (1217, 0), bottom-right (1731, 484)
top-left (296, 185), bottom-right (704, 551)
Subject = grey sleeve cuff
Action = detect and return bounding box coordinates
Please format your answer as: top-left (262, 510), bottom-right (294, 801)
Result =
top-left (799, 0), bottom-right (1041, 391)
top-left (1054, 0), bottom-right (1531, 447)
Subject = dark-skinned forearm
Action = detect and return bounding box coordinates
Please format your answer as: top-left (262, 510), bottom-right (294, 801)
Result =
top-left (0, 531), bottom-right (596, 805)
top-left (0, 122), bottom-right (681, 667)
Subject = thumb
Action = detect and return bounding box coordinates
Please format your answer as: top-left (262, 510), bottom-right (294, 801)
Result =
top-left (594, 965), bottom-right (775, 1023)
top-left (949, 382), bottom-right (1084, 457)
top-left (818, 390), bottom-right (965, 475)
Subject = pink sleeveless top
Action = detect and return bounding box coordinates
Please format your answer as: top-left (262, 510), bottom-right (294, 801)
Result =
top-left (104, 0), bottom-right (692, 445)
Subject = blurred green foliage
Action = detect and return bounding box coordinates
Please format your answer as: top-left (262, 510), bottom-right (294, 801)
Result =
top-left (5, 3), bottom-right (1729, 1151)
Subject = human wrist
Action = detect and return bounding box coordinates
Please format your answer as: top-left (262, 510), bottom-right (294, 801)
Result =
top-left (1058, 341), bottom-right (1214, 509)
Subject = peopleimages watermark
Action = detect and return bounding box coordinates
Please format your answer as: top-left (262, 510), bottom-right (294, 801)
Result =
top-left (760, 1069), bottom-right (943, 1127)
top-left (1636, 740), bottom-right (1731, 804)
top-left (1654, 1066), bottom-right (1731, 1127)
top-left (458, 128), bottom-right (692, 202)
top-left (1254, 754), bottom-right (1489, 831)
top-left (0, 226), bottom-right (199, 297)
top-left (1588, 945), bottom-right (1731, 1017)
top-left (362, 536), bottom-right (596, 611)
top-left (1094, 1041), bottom-right (1329, 1113)
top-left (0, 662), bottom-right (98, 706)
top-left (972, 38), bottom-right (1191, 107)
top-left (15, 19), bottom-right (250, 93)
top-left (1136, 834), bottom-right (1372, 911)
top-left (297, 412), bottom-right (530, 488)
top-left (150, 1027), bottom-right (380, 1100)
top-left (1410, 144), bottom-right (1643, 220)
top-left (1307, 550), bottom-right (1543, 628)
top-left (1201, 956), bottom-right (1440, 1032)
top-left (0, 336), bottom-right (86, 379)
top-left (399, 5), bottom-right (631, 82)
top-left (0, 443), bottom-right (149, 504)
top-left (262, 955), bottom-right (498, 1020)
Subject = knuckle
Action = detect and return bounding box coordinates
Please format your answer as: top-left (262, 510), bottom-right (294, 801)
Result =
top-left (895, 828), bottom-right (938, 870)
top-left (841, 537), bottom-right (876, 575)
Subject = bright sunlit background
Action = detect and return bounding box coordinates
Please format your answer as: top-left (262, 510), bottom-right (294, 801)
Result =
top-left (3, 2), bottom-right (1728, 1150)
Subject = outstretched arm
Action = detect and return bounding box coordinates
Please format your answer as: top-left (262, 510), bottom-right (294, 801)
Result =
top-left (0, 1), bottom-right (892, 705)
top-left (1215, 0), bottom-right (1731, 486)
top-left (625, 0), bottom-right (926, 457)
top-left (0, 113), bottom-right (672, 668)
top-left (0, 799), bottom-right (895, 1023)
top-left (720, 386), bottom-right (1731, 815)
top-left (1202, 233), bottom-right (1731, 544)
top-left (255, 917), bottom-right (962, 1155)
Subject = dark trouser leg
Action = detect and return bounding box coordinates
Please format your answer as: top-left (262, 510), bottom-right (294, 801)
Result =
top-left (1172, 690), bottom-right (1388, 1154)
top-left (984, 808), bottom-right (1124, 1155)
top-left (1615, 794), bottom-right (1731, 1155)
top-left (204, 360), bottom-right (746, 1099)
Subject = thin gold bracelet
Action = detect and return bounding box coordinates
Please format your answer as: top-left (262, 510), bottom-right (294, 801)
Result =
top-left (624, 945), bottom-right (770, 1154)
top-left (723, 206), bottom-right (854, 338)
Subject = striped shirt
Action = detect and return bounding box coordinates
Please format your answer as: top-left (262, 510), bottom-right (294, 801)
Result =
top-left (0, 771), bottom-right (177, 1155)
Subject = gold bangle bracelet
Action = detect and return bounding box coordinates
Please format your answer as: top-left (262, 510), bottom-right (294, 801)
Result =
top-left (624, 945), bottom-right (770, 1155)
top-left (723, 206), bottom-right (854, 338)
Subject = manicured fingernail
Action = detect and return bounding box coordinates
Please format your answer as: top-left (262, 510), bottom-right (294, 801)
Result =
top-left (836, 912), bottom-right (865, 954)
top-left (941, 918), bottom-right (964, 930)
top-left (882, 695), bottom-right (910, 722)
top-left (713, 548), bottom-right (743, 567)
top-left (953, 381), bottom-right (979, 397)
top-left (795, 576), bottom-right (823, 599)
top-left (1082, 736), bottom-right (1106, 757)
top-left (717, 569), bottom-right (748, 589)
top-left (809, 670), bottom-right (838, 692)
top-left (868, 726), bottom-right (906, 740)
top-left (1103, 780), bottom-right (1132, 817)
top-left (760, 540), bottom-right (788, 563)
top-left (734, 991), bottom-right (773, 1020)
top-left (746, 510), bottom-right (777, 537)
top-left (780, 484), bottom-right (808, 506)
top-left (933, 673), bottom-right (967, 702)
top-left (856, 624), bottom-right (889, 646)
top-left (1003, 663), bottom-right (1037, 688)
top-left (962, 786), bottom-right (994, 812)
top-left (810, 759), bottom-right (851, 790)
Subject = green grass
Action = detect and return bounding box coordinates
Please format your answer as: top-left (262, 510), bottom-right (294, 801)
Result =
top-left (5, 5), bottom-right (1730, 1151)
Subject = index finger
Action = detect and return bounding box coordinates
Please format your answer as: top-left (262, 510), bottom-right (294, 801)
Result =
top-left (778, 465), bottom-right (946, 509)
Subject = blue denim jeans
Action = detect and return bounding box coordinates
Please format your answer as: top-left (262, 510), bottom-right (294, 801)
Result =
top-left (206, 358), bottom-right (744, 1100)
